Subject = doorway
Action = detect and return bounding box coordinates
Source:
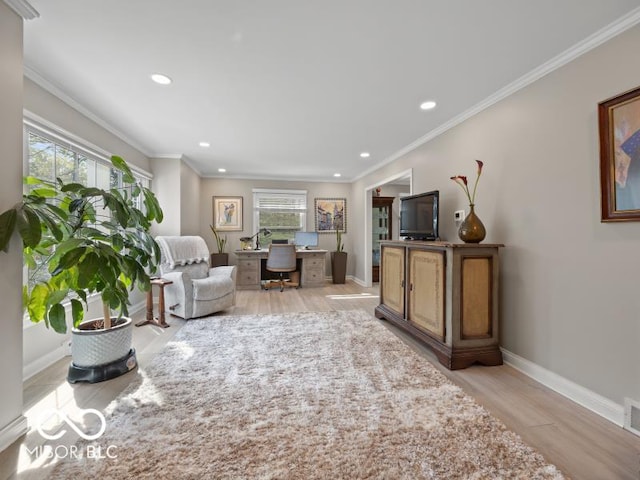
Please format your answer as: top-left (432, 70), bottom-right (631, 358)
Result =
top-left (363, 169), bottom-right (412, 287)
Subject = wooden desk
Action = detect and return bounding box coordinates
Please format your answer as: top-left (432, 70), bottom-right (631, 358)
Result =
top-left (136, 278), bottom-right (173, 328)
top-left (234, 249), bottom-right (327, 289)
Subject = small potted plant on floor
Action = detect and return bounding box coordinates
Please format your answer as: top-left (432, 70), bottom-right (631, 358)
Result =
top-left (209, 225), bottom-right (229, 267)
top-left (0, 155), bottom-right (163, 383)
top-left (331, 229), bottom-right (347, 284)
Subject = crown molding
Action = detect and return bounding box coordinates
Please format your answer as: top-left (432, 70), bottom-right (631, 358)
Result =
top-left (148, 155), bottom-right (207, 178)
top-left (200, 171), bottom-right (352, 183)
top-left (151, 154), bottom-right (184, 160)
top-left (180, 156), bottom-right (204, 177)
top-left (4, 0), bottom-right (38, 19)
top-left (353, 6), bottom-right (640, 182)
top-left (23, 65), bottom-right (153, 158)
top-left (150, 155), bottom-right (352, 182)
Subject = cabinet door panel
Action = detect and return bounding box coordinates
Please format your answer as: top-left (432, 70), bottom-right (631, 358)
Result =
top-left (408, 250), bottom-right (444, 340)
top-left (381, 246), bottom-right (405, 316)
top-left (461, 257), bottom-right (492, 339)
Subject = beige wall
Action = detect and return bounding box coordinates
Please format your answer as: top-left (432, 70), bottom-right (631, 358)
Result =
top-left (151, 158), bottom-right (182, 236)
top-left (200, 178), bottom-right (352, 275)
top-left (180, 161), bottom-right (202, 236)
top-left (354, 25), bottom-right (640, 405)
top-left (151, 157), bottom-right (202, 237)
top-left (0, 3), bottom-right (27, 452)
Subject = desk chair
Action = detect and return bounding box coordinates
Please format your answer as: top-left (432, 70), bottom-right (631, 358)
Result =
top-left (263, 244), bottom-right (300, 292)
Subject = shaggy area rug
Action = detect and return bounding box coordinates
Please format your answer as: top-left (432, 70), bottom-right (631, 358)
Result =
top-left (51, 310), bottom-right (565, 479)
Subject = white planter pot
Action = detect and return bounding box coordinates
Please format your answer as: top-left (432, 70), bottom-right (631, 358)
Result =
top-left (71, 317), bottom-right (133, 368)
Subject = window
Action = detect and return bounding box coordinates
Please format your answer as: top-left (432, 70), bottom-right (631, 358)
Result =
top-left (26, 125), bottom-right (150, 193)
top-left (24, 120), bottom-right (152, 289)
top-left (253, 189), bottom-right (307, 244)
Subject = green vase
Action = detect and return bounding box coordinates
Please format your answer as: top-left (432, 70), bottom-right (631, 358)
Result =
top-left (458, 204), bottom-right (486, 243)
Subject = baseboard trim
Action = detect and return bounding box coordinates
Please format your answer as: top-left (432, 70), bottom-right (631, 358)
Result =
top-left (501, 348), bottom-right (624, 427)
top-left (23, 345), bottom-right (68, 381)
top-left (129, 299), bottom-right (146, 315)
top-left (323, 275), bottom-right (361, 285)
top-left (0, 415), bottom-right (28, 453)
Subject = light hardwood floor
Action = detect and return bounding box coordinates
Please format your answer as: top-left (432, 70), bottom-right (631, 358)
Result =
top-left (3, 281), bottom-right (640, 479)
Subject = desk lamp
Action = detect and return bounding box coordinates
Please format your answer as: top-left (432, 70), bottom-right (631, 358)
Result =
top-left (241, 228), bottom-right (272, 250)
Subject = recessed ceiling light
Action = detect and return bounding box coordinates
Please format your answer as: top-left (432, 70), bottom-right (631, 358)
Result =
top-left (420, 100), bottom-right (437, 110)
top-left (360, 152), bottom-right (370, 158)
top-left (199, 142), bottom-right (210, 148)
top-left (218, 168), bottom-right (226, 173)
top-left (334, 173), bottom-right (341, 177)
top-left (151, 73), bottom-right (172, 85)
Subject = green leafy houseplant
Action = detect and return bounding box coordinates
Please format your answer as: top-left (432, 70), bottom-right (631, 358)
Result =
top-left (0, 155), bottom-right (163, 334)
top-left (335, 229), bottom-right (344, 253)
top-left (209, 224), bottom-right (227, 253)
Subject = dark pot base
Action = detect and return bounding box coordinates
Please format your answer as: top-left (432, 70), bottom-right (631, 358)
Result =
top-left (210, 253), bottom-right (229, 267)
top-left (67, 348), bottom-right (137, 384)
top-left (331, 252), bottom-right (347, 284)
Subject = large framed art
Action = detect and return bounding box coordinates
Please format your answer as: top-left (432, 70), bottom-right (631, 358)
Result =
top-left (599, 85), bottom-right (640, 221)
top-left (314, 197), bottom-right (346, 233)
top-left (212, 196), bottom-right (243, 231)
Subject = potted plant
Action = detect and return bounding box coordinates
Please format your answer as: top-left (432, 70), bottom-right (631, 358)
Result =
top-left (209, 225), bottom-right (229, 267)
top-left (331, 229), bottom-right (347, 284)
top-left (0, 155), bottom-right (163, 383)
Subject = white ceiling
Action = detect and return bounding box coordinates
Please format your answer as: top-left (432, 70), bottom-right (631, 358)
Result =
top-left (22, 0), bottom-right (640, 181)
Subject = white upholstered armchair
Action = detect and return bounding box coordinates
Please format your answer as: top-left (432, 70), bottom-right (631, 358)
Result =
top-left (155, 236), bottom-right (236, 319)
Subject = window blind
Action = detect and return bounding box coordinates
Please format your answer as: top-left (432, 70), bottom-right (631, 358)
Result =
top-left (252, 189), bottom-right (307, 241)
top-left (253, 190), bottom-right (307, 211)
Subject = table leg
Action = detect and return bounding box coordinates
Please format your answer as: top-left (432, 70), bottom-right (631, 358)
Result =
top-left (157, 284), bottom-right (168, 327)
top-left (146, 288), bottom-right (154, 321)
top-left (135, 283), bottom-right (170, 328)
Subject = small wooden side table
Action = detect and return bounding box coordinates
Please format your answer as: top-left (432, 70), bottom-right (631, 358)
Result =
top-left (136, 278), bottom-right (173, 328)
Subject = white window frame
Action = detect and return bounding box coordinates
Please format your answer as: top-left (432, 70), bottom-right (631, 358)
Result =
top-left (252, 188), bottom-right (307, 241)
top-left (24, 116), bottom-right (152, 182)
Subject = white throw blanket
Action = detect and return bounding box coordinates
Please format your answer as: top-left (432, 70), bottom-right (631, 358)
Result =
top-left (156, 236), bottom-right (209, 269)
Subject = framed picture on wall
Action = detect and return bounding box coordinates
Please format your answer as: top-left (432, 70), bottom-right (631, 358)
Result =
top-left (212, 196), bottom-right (243, 231)
top-left (599, 85), bottom-right (640, 221)
top-left (314, 197), bottom-right (347, 233)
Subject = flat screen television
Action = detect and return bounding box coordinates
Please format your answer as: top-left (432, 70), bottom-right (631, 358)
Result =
top-left (399, 190), bottom-right (439, 240)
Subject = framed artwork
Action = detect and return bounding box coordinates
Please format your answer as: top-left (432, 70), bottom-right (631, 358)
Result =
top-left (599, 85), bottom-right (640, 221)
top-left (212, 196), bottom-right (243, 231)
top-left (314, 197), bottom-right (347, 233)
